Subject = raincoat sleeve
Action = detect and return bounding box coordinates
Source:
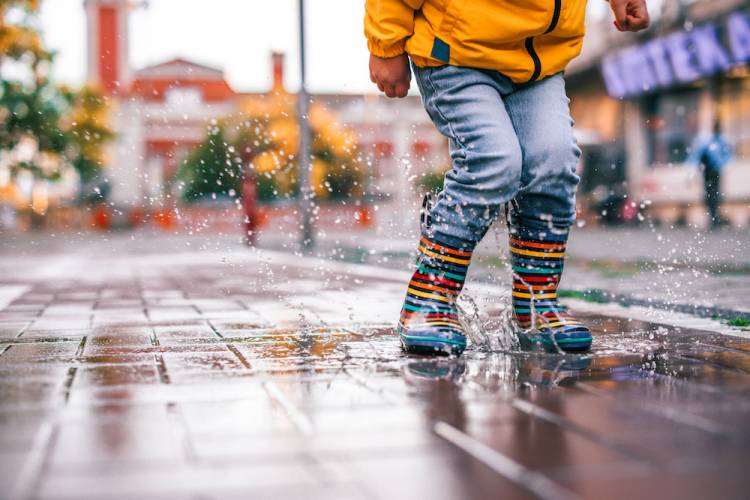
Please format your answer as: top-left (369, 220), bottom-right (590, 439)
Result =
top-left (365, 0), bottom-right (424, 58)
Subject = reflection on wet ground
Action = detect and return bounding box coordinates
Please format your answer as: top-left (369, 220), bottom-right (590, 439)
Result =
top-left (1, 248), bottom-right (749, 500)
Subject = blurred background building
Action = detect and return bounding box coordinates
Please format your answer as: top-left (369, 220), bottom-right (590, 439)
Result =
top-left (3, 0), bottom-right (749, 234)
top-left (567, 0), bottom-right (750, 228)
top-left (85, 0), bottom-right (445, 235)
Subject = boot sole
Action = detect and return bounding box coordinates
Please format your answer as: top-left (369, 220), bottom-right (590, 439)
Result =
top-left (399, 331), bottom-right (467, 356)
top-left (518, 332), bottom-right (592, 353)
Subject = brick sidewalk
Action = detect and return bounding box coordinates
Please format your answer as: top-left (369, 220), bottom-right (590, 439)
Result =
top-left (1, 235), bottom-right (750, 499)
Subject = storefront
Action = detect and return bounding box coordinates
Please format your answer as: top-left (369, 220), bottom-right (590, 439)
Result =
top-left (569, 3), bottom-right (750, 228)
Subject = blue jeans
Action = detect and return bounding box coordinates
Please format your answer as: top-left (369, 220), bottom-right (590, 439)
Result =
top-left (413, 64), bottom-right (581, 249)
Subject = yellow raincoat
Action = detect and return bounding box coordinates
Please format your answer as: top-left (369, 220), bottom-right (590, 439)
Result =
top-left (365, 0), bottom-right (587, 83)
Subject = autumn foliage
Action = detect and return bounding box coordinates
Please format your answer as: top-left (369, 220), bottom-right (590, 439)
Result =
top-left (0, 0), bottom-right (113, 203)
top-left (179, 87), bottom-right (364, 203)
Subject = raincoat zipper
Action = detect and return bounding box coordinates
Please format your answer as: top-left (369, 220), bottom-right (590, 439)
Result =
top-left (525, 0), bottom-right (562, 83)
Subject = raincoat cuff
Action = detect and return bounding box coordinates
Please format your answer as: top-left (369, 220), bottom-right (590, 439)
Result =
top-left (367, 38), bottom-right (407, 58)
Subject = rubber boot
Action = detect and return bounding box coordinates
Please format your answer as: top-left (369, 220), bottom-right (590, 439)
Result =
top-left (509, 226), bottom-right (592, 352)
top-left (398, 234), bottom-right (473, 356)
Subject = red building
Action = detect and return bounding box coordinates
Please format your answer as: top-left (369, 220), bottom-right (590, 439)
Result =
top-left (85, 0), bottom-right (446, 234)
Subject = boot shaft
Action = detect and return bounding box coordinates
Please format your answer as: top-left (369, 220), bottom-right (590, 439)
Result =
top-left (405, 235), bottom-right (474, 310)
top-left (509, 234), bottom-right (567, 290)
top-left (509, 230), bottom-right (569, 329)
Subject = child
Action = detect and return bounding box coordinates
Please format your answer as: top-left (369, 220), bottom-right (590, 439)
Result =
top-left (365, 0), bottom-right (649, 355)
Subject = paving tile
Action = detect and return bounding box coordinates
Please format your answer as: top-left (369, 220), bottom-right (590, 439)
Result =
top-left (47, 414), bottom-right (186, 470)
top-left (0, 410), bottom-right (51, 450)
top-left (344, 450), bottom-right (535, 500)
top-left (0, 450), bottom-right (33, 495)
top-left (14, 329), bottom-right (88, 339)
top-left (74, 364), bottom-right (160, 388)
top-left (560, 458), bottom-right (749, 500)
top-left (162, 350), bottom-right (248, 383)
top-left (191, 425), bottom-right (441, 464)
top-left (0, 378), bottom-right (63, 409)
top-left (0, 361), bottom-right (70, 380)
top-left (37, 461), bottom-right (329, 500)
top-left (0, 341), bottom-right (79, 362)
top-left (179, 397), bottom-right (296, 436)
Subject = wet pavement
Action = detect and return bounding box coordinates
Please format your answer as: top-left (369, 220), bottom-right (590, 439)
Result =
top-left (1, 233), bottom-right (750, 500)
top-left (259, 225), bottom-right (750, 315)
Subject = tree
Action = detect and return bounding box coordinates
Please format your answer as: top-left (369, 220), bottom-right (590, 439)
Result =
top-left (0, 79), bottom-right (67, 179)
top-left (417, 169), bottom-right (447, 194)
top-left (177, 123), bottom-right (243, 202)
top-left (62, 85), bottom-right (115, 185)
top-left (178, 87), bottom-right (364, 203)
top-left (0, 0), bottom-right (50, 65)
top-left (0, 0), bottom-right (113, 203)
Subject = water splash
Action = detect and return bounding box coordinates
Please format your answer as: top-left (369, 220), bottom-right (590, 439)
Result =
top-left (511, 272), bottom-right (566, 353)
top-left (457, 293), bottom-right (519, 352)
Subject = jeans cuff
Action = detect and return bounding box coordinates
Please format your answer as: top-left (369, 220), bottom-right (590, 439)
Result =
top-left (424, 226), bottom-right (477, 253)
top-left (508, 211), bottom-right (572, 242)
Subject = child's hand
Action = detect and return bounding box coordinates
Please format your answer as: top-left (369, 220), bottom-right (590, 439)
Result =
top-left (369, 54), bottom-right (411, 98)
top-left (609, 0), bottom-right (650, 32)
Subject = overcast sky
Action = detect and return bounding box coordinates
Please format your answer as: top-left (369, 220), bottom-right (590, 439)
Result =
top-left (39, 0), bottom-right (374, 93)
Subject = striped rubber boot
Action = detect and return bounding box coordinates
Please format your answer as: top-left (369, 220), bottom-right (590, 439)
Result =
top-left (398, 235), bottom-right (473, 356)
top-left (509, 228), bottom-right (592, 352)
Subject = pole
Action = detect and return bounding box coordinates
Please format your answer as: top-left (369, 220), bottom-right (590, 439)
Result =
top-left (297, 0), bottom-right (314, 250)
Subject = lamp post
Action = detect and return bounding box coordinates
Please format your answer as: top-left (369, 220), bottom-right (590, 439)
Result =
top-left (297, 0), bottom-right (314, 250)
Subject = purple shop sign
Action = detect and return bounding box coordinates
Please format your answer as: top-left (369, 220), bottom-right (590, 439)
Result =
top-left (602, 11), bottom-right (750, 98)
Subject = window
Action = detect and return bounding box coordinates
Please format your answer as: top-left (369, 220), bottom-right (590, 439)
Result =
top-left (165, 86), bottom-right (203, 109)
top-left (643, 89), bottom-right (700, 165)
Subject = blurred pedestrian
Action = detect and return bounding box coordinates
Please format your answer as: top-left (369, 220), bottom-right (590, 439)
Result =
top-left (689, 120), bottom-right (733, 228)
top-left (366, 0), bottom-right (649, 355)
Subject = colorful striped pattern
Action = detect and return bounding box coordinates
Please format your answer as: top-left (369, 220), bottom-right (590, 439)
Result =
top-left (510, 230), bottom-right (592, 352)
top-left (398, 235), bottom-right (472, 355)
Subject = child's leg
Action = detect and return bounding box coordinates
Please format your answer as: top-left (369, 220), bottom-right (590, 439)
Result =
top-left (504, 73), bottom-right (580, 233)
top-left (397, 65), bottom-right (523, 355)
top-left (503, 73), bottom-right (592, 352)
top-left (413, 65), bottom-right (523, 248)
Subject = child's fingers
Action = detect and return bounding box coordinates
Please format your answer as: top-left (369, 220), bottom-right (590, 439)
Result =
top-left (383, 83), bottom-right (397, 97)
top-left (610, 1), bottom-right (628, 30)
top-left (626, 16), bottom-right (645, 30)
top-left (394, 81), bottom-right (410, 98)
top-left (626, 9), bottom-right (649, 31)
